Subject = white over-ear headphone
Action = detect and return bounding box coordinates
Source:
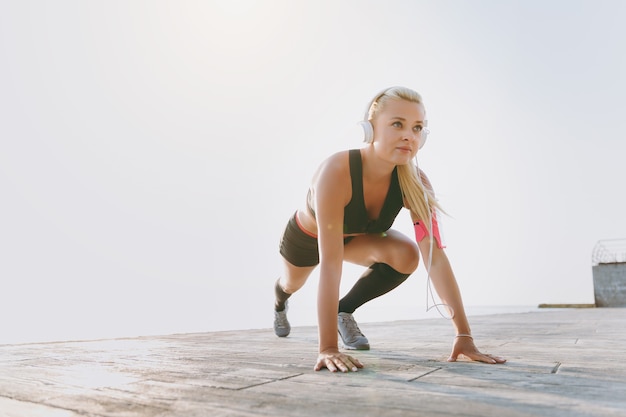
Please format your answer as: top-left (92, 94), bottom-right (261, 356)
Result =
top-left (359, 88), bottom-right (428, 149)
top-left (359, 119), bottom-right (375, 143)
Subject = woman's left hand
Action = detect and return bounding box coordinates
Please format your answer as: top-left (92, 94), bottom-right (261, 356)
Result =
top-left (447, 336), bottom-right (506, 364)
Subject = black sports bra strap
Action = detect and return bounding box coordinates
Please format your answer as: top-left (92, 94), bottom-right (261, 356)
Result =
top-left (348, 149), bottom-right (363, 200)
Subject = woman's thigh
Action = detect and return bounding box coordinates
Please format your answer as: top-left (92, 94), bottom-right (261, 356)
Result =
top-left (343, 229), bottom-right (420, 274)
top-left (279, 258), bottom-right (317, 294)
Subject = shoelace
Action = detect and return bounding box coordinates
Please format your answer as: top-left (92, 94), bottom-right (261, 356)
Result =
top-left (341, 315), bottom-right (364, 337)
top-left (275, 311), bottom-right (289, 328)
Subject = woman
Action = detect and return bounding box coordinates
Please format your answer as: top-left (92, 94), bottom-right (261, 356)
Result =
top-left (273, 86), bottom-right (505, 372)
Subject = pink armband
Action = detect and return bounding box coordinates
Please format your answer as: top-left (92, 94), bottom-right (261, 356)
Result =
top-left (413, 212), bottom-right (445, 249)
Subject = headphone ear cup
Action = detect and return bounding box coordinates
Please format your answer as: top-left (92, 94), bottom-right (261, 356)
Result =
top-left (359, 120), bottom-right (374, 143)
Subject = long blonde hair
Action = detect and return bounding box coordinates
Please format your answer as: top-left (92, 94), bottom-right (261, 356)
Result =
top-left (365, 86), bottom-right (443, 230)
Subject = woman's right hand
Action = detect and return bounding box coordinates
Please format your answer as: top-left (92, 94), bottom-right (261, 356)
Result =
top-left (314, 348), bottom-right (364, 373)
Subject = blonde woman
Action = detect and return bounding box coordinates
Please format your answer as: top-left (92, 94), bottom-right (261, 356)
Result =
top-left (273, 86), bottom-right (505, 372)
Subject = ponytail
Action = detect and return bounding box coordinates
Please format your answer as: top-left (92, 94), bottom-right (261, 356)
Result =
top-left (397, 162), bottom-right (443, 233)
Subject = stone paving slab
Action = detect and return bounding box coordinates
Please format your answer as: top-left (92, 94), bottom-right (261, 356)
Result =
top-left (0, 308), bottom-right (624, 417)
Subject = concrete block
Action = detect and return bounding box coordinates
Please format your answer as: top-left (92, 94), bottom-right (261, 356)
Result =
top-left (593, 263), bottom-right (626, 307)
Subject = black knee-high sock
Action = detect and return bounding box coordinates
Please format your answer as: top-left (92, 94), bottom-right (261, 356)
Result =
top-left (338, 263), bottom-right (410, 314)
top-left (274, 279), bottom-right (292, 312)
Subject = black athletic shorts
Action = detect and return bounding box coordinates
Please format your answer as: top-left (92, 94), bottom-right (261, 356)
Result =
top-left (279, 211), bottom-right (354, 267)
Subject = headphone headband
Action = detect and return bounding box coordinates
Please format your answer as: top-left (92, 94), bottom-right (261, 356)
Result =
top-left (363, 88), bottom-right (392, 122)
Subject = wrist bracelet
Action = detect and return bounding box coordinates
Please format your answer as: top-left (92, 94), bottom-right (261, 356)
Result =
top-left (455, 334), bottom-right (473, 339)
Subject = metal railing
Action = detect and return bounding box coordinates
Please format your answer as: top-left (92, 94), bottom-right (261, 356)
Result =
top-left (592, 238), bottom-right (626, 266)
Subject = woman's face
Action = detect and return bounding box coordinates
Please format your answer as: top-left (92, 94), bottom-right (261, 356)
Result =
top-left (372, 98), bottom-right (426, 165)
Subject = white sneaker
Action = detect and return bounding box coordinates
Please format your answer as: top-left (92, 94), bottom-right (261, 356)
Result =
top-left (273, 301), bottom-right (291, 337)
top-left (338, 312), bottom-right (370, 350)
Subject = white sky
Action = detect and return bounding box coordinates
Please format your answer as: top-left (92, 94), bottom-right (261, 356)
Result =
top-left (1, 0), bottom-right (625, 344)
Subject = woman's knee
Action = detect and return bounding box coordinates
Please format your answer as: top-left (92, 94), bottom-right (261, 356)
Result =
top-left (280, 261), bottom-right (315, 294)
top-left (390, 241), bottom-right (420, 273)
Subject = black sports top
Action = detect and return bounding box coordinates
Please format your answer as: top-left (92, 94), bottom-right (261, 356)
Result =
top-left (307, 149), bottom-right (404, 234)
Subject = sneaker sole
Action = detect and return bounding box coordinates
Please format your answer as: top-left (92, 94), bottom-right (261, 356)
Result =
top-left (341, 342), bottom-right (370, 350)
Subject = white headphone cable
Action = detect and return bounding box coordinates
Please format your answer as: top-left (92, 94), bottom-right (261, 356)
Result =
top-left (415, 157), bottom-right (454, 320)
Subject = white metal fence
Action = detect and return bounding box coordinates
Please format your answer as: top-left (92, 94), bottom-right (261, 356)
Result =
top-left (592, 239), bottom-right (626, 266)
